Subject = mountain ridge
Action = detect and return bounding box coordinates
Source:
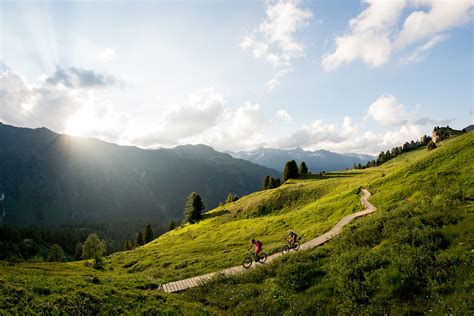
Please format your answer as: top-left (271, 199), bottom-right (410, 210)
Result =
top-left (0, 123), bottom-right (279, 226)
top-left (228, 147), bottom-right (374, 172)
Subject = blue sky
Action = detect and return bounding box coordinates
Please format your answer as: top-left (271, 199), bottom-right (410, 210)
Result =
top-left (1, 0), bottom-right (472, 154)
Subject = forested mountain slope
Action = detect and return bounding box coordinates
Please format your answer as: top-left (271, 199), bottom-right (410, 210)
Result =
top-left (0, 123), bottom-right (279, 225)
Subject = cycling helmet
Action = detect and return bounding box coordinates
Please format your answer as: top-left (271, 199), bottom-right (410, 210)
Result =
top-left (251, 239), bottom-right (255, 243)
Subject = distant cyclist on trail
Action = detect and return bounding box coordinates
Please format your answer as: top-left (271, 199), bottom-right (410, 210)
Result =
top-left (287, 230), bottom-right (298, 248)
top-left (248, 239), bottom-right (262, 257)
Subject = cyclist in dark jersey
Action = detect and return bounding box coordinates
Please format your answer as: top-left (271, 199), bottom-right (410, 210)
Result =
top-left (248, 239), bottom-right (262, 256)
top-left (287, 230), bottom-right (298, 248)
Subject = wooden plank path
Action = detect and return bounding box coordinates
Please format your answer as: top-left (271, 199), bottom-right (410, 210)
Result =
top-left (160, 188), bottom-right (377, 293)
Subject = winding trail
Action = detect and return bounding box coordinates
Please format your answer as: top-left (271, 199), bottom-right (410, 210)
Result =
top-left (160, 188), bottom-right (376, 293)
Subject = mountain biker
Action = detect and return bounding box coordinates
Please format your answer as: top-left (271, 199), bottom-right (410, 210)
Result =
top-left (248, 239), bottom-right (262, 257)
top-left (287, 230), bottom-right (298, 248)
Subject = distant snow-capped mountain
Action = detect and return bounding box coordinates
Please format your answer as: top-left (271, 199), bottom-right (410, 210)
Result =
top-left (228, 147), bottom-right (374, 173)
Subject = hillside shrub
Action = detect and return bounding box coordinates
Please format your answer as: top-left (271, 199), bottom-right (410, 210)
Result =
top-left (93, 255), bottom-right (105, 270)
top-left (428, 141), bottom-right (437, 150)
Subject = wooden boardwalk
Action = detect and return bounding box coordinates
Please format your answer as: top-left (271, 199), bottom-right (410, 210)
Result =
top-left (160, 188), bottom-right (377, 293)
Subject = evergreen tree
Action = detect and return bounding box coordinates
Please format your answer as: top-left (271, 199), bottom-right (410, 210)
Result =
top-left (168, 220), bottom-right (176, 231)
top-left (283, 160), bottom-right (299, 181)
top-left (298, 161), bottom-right (308, 175)
top-left (123, 240), bottom-right (133, 251)
top-left (135, 231), bottom-right (144, 246)
top-left (144, 224), bottom-right (153, 243)
top-left (74, 242), bottom-right (83, 260)
top-left (353, 163), bottom-right (357, 169)
top-left (377, 151), bottom-right (385, 164)
top-left (270, 177), bottom-right (281, 188)
top-left (391, 147), bottom-right (400, 157)
top-left (276, 178), bottom-right (281, 187)
top-left (263, 175), bottom-right (271, 189)
top-left (83, 234), bottom-right (106, 259)
top-left (225, 193), bottom-right (238, 203)
top-left (183, 192), bottom-right (204, 224)
top-left (48, 243), bottom-right (65, 262)
top-left (357, 163), bottom-right (362, 169)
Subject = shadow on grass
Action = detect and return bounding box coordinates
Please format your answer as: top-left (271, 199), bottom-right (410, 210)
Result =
top-left (299, 171), bottom-right (362, 180)
top-left (202, 209), bottom-right (230, 220)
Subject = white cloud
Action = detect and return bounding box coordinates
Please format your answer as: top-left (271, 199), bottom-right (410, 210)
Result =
top-left (275, 118), bottom-right (346, 149)
top-left (0, 68), bottom-right (125, 141)
top-left (99, 48), bottom-right (118, 63)
top-left (394, 0), bottom-right (473, 49)
top-left (241, 0), bottom-right (313, 89)
top-left (366, 94), bottom-right (411, 125)
top-left (322, 0), bottom-right (405, 71)
top-left (178, 101), bottom-right (270, 151)
top-left (44, 66), bottom-right (116, 88)
top-left (322, 0), bottom-right (473, 71)
top-left (277, 109), bottom-right (293, 123)
top-left (273, 94), bottom-right (451, 154)
top-left (365, 94), bottom-right (454, 128)
top-left (0, 67), bottom-right (454, 155)
top-left (135, 89), bottom-right (228, 147)
top-left (275, 117), bottom-right (427, 155)
top-left (233, 102), bottom-right (266, 135)
top-left (133, 90), bottom-right (271, 151)
top-left (400, 35), bottom-right (445, 63)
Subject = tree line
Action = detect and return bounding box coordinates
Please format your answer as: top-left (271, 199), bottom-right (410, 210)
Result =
top-left (261, 160), bottom-right (309, 191)
top-left (0, 221), bottom-right (166, 262)
top-left (353, 135), bottom-right (432, 170)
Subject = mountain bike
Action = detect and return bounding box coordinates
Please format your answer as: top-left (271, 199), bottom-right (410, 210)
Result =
top-left (242, 251), bottom-right (267, 269)
top-left (281, 237), bottom-right (301, 254)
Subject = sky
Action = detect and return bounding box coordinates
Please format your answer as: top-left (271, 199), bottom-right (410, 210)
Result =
top-left (0, 0), bottom-right (472, 155)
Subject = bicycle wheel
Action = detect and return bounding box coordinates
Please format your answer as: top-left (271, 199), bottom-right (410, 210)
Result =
top-left (257, 253), bottom-right (267, 263)
top-left (242, 257), bottom-right (253, 269)
top-left (293, 241), bottom-right (300, 251)
top-left (282, 245), bottom-right (290, 255)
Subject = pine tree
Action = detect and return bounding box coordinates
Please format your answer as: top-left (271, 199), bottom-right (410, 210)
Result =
top-left (269, 177), bottom-right (281, 189)
top-left (48, 244), bottom-right (65, 262)
top-left (123, 240), bottom-right (133, 250)
top-left (74, 242), bottom-right (83, 260)
top-left (225, 193), bottom-right (237, 203)
top-left (135, 231), bottom-right (144, 246)
top-left (144, 224), bottom-right (153, 243)
top-left (83, 234), bottom-right (106, 259)
top-left (168, 220), bottom-right (176, 231)
top-left (274, 178), bottom-right (281, 187)
top-left (263, 175), bottom-right (271, 189)
top-left (183, 192), bottom-right (204, 224)
top-left (298, 161), bottom-right (308, 175)
top-left (283, 160), bottom-right (299, 181)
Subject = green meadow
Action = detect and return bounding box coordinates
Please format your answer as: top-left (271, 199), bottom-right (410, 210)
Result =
top-left (1, 132), bottom-right (472, 314)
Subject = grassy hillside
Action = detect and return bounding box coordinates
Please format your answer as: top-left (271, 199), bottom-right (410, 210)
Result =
top-left (184, 131), bottom-right (473, 314)
top-left (0, 132), bottom-right (472, 314)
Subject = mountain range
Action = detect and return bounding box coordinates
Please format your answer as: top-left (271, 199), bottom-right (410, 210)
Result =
top-left (229, 147), bottom-right (374, 172)
top-left (0, 123), bottom-right (279, 226)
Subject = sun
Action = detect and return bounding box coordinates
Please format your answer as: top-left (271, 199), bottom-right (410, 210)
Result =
top-left (64, 108), bottom-right (97, 137)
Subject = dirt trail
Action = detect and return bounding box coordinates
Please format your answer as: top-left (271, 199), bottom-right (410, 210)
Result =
top-left (160, 188), bottom-right (376, 293)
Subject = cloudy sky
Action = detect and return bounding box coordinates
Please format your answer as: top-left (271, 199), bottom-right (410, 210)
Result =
top-left (1, 0), bottom-right (472, 154)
